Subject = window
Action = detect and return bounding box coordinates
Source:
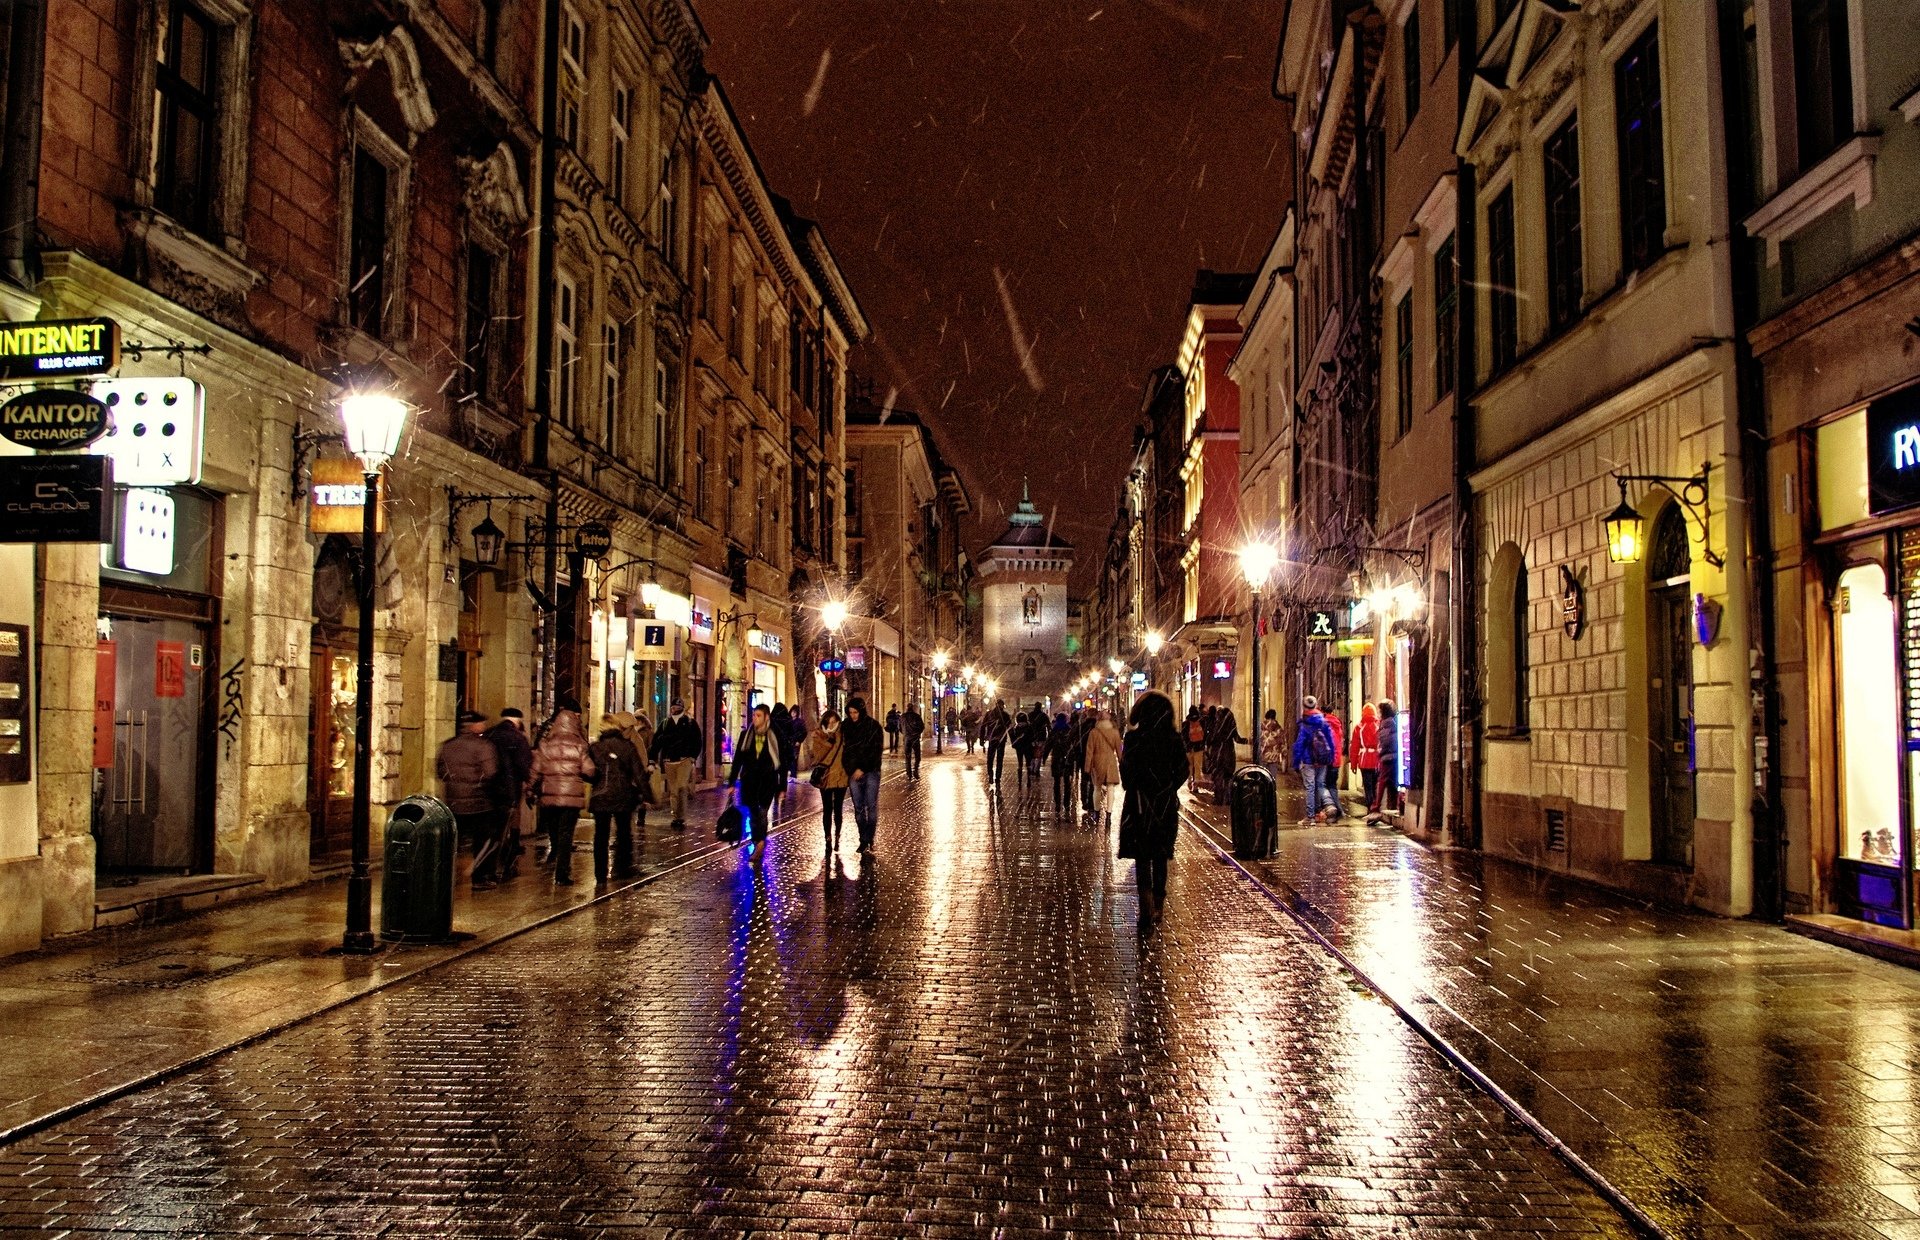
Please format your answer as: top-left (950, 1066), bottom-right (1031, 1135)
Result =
top-left (1486, 544), bottom-right (1530, 732)
top-left (1792, 0), bottom-right (1853, 168)
top-left (1615, 23), bottom-right (1666, 274)
top-left (601, 319), bottom-right (624, 450)
top-left (726, 433), bottom-right (744, 535)
top-left (1401, 8), bottom-right (1421, 129)
top-left (348, 146), bottom-right (391, 337)
top-left (461, 243), bottom-right (499, 401)
top-left (154, 2), bottom-right (219, 236)
top-left (727, 276), bottom-right (744, 360)
top-left (789, 319), bottom-right (804, 397)
top-left (1544, 115), bottom-right (1583, 332)
top-left (846, 464), bottom-right (862, 536)
top-left (1023, 656), bottom-right (1038, 684)
top-left (693, 424), bottom-right (710, 518)
top-left (652, 361), bottom-right (673, 483)
top-left (696, 232), bottom-right (714, 319)
top-left (1433, 235), bottom-right (1456, 398)
top-left (755, 313), bottom-right (771, 392)
top-left (1487, 185), bottom-right (1517, 371)
top-left (558, 5), bottom-right (585, 149)
top-left (608, 78), bottom-right (630, 208)
top-left (1514, 559), bottom-right (1529, 728)
top-left (555, 274), bottom-right (580, 429)
top-left (657, 153), bottom-right (678, 255)
top-left (1395, 292), bottom-right (1415, 438)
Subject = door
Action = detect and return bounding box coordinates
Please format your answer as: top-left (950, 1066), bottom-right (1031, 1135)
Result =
top-left (1832, 555), bottom-right (1907, 925)
top-left (95, 614), bottom-right (212, 877)
top-left (309, 632), bottom-right (357, 858)
top-left (1647, 507), bottom-right (1695, 867)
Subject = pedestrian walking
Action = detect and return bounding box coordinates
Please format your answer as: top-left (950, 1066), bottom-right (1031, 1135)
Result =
top-left (1320, 703), bottom-right (1348, 819)
top-left (1024, 710), bottom-right (1047, 783)
top-left (1011, 711), bottom-right (1034, 789)
top-left (901, 702), bottom-right (925, 779)
top-left (1350, 704), bottom-right (1381, 815)
top-left (807, 709), bottom-right (849, 852)
top-left (1259, 709), bottom-right (1288, 789)
top-left (1207, 704), bottom-right (1243, 804)
top-left (983, 701), bottom-right (1011, 783)
top-left (885, 705), bottom-right (902, 753)
top-left (728, 704), bottom-right (783, 862)
top-left (1047, 713), bottom-right (1075, 813)
top-left (1372, 700), bottom-right (1402, 823)
top-left (841, 696), bottom-right (885, 852)
top-left (770, 703), bottom-right (796, 783)
top-left (943, 705), bottom-right (959, 749)
top-left (588, 714), bottom-right (644, 881)
top-left (614, 711), bottom-right (657, 828)
top-left (1290, 696), bottom-right (1338, 824)
top-left (1084, 707), bottom-right (1122, 824)
top-left (785, 705), bottom-right (809, 778)
top-left (962, 704), bottom-right (982, 755)
top-left (650, 700), bottom-right (703, 830)
top-left (1183, 706), bottom-right (1207, 789)
top-left (482, 708), bottom-right (534, 882)
top-left (1118, 691), bottom-right (1187, 929)
top-left (530, 697), bottom-right (597, 886)
top-left (1070, 710), bottom-right (1095, 815)
top-left (436, 710), bottom-right (500, 890)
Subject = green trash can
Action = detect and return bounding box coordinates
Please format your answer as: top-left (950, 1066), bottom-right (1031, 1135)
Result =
top-left (380, 794), bottom-right (458, 943)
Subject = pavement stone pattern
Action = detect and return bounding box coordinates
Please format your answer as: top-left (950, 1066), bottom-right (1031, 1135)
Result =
top-left (0, 754), bottom-right (1632, 1237)
top-left (1182, 790), bottom-right (1920, 1240)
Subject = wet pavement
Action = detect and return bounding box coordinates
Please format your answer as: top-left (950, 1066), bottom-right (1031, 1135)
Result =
top-left (0, 779), bottom-right (818, 1144)
top-left (0, 752), bottom-right (1631, 1236)
top-left (1181, 793), bottom-right (1920, 1239)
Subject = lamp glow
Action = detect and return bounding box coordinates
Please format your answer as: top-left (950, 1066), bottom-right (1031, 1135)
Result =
top-left (1605, 496), bottom-right (1646, 564)
top-left (1143, 631), bottom-right (1164, 656)
top-left (932, 651), bottom-right (949, 672)
top-left (820, 600), bottom-right (848, 633)
top-left (1238, 540), bottom-right (1281, 588)
top-left (338, 390), bottom-right (409, 473)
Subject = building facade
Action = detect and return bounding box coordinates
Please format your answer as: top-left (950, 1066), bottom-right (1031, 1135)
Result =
top-left (976, 484), bottom-right (1074, 711)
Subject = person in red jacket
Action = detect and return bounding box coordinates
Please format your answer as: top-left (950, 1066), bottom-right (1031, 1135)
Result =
top-left (1320, 705), bottom-right (1347, 819)
top-left (1350, 703), bottom-right (1382, 814)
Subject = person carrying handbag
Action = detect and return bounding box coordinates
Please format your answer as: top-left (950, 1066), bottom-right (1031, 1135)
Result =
top-left (1118, 691), bottom-right (1188, 929)
top-left (806, 709), bottom-right (850, 853)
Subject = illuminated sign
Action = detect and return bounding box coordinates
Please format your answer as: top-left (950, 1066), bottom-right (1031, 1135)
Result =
top-left (115, 487), bottom-right (175, 575)
top-left (638, 623), bottom-right (671, 660)
top-left (820, 657), bottom-right (845, 673)
top-left (0, 318), bottom-right (119, 380)
top-left (0, 454), bottom-right (113, 543)
top-left (0, 389), bottom-right (111, 449)
top-left (308, 457), bottom-right (387, 533)
top-left (1210, 658), bottom-right (1234, 680)
top-left (1307, 609), bottom-right (1338, 641)
top-left (690, 595), bottom-right (715, 644)
top-left (1868, 386), bottom-right (1920, 514)
top-left (748, 628), bottom-right (784, 655)
top-left (90, 377), bottom-right (204, 485)
top-left (846, 646), bottom-right (867, 670)
top-left (1130, 672), bottom-right (1148, 689)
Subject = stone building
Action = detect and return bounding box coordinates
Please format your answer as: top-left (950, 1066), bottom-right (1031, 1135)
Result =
top-left (977, 483), bottom-right (1074, 710)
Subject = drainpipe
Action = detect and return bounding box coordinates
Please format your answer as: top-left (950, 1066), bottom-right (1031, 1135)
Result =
top-left (1450, 5), bottom-right (1481, 851)
top-left (0, 0), bottom-right (47, 292)
top-left (532, 0), bottom-right (561, 715)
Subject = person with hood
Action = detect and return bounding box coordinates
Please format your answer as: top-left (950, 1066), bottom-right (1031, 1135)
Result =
top-left (785, 705), bottom-right (809, 781)
top-left (1350, 704), bottom-right (1382, 815)
top-left (650, 699), bottom-right (703, 830)
top-left (728, 703), bottom-right (783, 861)
top-left (840, 696), bottom-right (886, 852)
top-left (436, 710), bottom-right (499, 888)
top-left (482, 707), bottom-right (535, 883)
top-left (531, 697), bottom-right (598, 885)
top-left (900, 701), bottom-right (926, 780)
top-left (1119, 691), bottom-right (1188, 928)
top-left (1320, 703), bottom-right (1348, 819)
top-left (587, 714), bottom-right (644, 881)
top-left (1290, 696), bottom-right (1338, 824)
top-left (1207, 704), bottom-right (1243, 804)
top-left (615, 711), bottom-right (657, 817)
top-left (769, 703), bottom-right (795, 783)
top-left (806, 708), bottom-right (849, 852)
top-left (885, 705), bottom-right (902, 753)
top-left (1083, 707), bottom-right (1122, 824)
top-left (982, 701), bottom-right (1012, 783)
top-left (1372, 700), bottom-right (1402, 822)
top-left (1182, 706), bottom-right (1208, 789)
top-left (1259, 708), bottom-right (1288, 789)
top-left (1046, 712), bottom-right (1076, 814)
top-left (1010, 711), bottom-right (1034, 789)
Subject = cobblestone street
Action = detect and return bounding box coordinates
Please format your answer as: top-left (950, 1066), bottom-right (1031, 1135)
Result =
top-left (0, 754), bottom-right (1631, 1236)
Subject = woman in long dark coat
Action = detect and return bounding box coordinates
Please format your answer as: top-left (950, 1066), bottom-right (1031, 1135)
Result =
top-left (1119, 691), bottom-right (1188, 929)
top-left (1206, 705), bottom-right (1243, 803)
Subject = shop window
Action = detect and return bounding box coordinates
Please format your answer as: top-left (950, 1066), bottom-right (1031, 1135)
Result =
top-left (1615, 23), bottom-right (1667, 274)
top-left (1835, 561), bottom-right (1900, 865)
top-left (1544, 114), bottom-right (1583, 333)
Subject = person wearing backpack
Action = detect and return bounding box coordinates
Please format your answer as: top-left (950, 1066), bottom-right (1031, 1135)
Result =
top-left (1182, 707), bottom-right (1208, 790)
top-left (588, 714), bottom-right (643, 881)
top-left (1290, 696), bottom-right (1338, 824)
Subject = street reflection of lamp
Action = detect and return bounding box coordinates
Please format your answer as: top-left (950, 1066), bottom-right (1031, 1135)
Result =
top-left (1239, 540), bottom-right (1280, 752)
top-left (337, 388), bottom-right (409, 955)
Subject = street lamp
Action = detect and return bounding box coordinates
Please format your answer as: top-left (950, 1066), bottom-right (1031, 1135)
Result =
top-left (1143, 630), bottom-right (1164, 657)
top-left (1239, 541), bottom-right (1280, 759)
top-left (931, 651), bottom-right (950, 752)
top-left (820, 599), bottom-right (848, 712)
top-left (337, 388), bottom-right (409, 954)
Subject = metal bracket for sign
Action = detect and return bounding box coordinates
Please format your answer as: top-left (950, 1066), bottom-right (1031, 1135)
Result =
top-left (121, 339), bottom-right (214, 369)
top-left (290, 425), bottom-right (345, 505)
top-left (1611, 462), bottom-right (1723, 568)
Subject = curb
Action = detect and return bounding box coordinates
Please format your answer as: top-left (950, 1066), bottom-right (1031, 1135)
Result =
top-left (1179, 800), bottom-right (1674, 1240)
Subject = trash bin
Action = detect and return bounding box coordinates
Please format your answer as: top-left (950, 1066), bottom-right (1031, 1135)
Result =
top-left (381, 794), bottom-right (458, 943)
top-left (1229, 764), bottom-right (1277, 860)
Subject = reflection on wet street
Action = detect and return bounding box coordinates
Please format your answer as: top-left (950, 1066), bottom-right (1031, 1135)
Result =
top-left (0, 755), bottom-right (1630, 1235)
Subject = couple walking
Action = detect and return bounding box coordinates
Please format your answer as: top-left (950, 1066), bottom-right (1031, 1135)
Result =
top-left (729, 696), bottom-right (886, 860)
top-left (1272, 696), bottom-right (1401, 824)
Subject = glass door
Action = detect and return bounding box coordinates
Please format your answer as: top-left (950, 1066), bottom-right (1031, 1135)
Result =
top-left (95, 613), bottom-right (212, 879)
top-left (309, 631), bottom-right (358, 859)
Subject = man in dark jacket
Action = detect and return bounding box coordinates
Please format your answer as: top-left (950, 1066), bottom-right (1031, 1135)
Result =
top-left (840, 696), bottom-right (885, 852)
top-left (438, 710), bottom-right (500, 888)
top-left (650, 700), bottom-right (703, 830)
top-left (885, 705), bottom-right (902, 753)
top-left (900, 702), bottom-right (925, 780)
top-left (589, 715), bottom-right (644, 880)
top-left (982, 702), bottom-right (1012, 784)
top-left (728, 704), bottom-right (783, 861)
top-left (482, 708), bottom-right (535, 883)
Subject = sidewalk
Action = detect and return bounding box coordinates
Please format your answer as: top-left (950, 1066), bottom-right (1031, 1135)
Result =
top-left (0, 777), bottom-right (825, 1145)
top-left (1182, 789), bottom-right (1920, 1239)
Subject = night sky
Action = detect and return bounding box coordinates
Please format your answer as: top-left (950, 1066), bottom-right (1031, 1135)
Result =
top-left (701, 0), bottom-right (1290, 592)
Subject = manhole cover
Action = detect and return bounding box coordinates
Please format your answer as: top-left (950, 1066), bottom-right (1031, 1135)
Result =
top-left (63, 950), bottom-right (267, 988)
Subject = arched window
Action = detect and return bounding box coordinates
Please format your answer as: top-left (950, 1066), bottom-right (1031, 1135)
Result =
top-left (1485, 543), bottom-right (1529, 733)
top-left (1023, 656), bottom-right (1038, 683)
top-left (1650, 504), bottom-right (1689, 582)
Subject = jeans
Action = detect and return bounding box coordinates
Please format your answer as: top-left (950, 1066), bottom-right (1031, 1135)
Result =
top-left (820, 786), bottom-right (846, 842)
top-left (591, 808), bottom-right (633, 879)
top-left (1301, 765), bottom-right (1331, 820)
top-left (986, 741), bottom-right (1006, 782)
top-left (888, 730), bottom-right (900, 753)
top-left (904, 737), bottom-right (921, 778)
top-left (742, 797), bottom-right (773, 843)
top-left (664, 759), bottom-right (694, 824)
top-left (849, 771), bottom-right (881, 847)
top-left (1053, 772), bottom-right (1072, 811)
top-left (1361, 767), bottom-right (1380, 811)
top-left (539, 806), bottom-right (581, 881)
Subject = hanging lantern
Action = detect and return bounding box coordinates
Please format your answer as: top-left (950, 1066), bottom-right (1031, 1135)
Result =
top-left (1604, 496), bottom-right (1646, 564)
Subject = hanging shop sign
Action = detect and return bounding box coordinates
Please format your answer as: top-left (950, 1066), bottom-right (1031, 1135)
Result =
top-left (0, 454), bottom-right (112, 543)
top-left (1559, 565), bottom-right (1587, 640)
top-left (748, 628), bottom-right (784, 656)
top-left (0, 318), bottom-right (119, 380)
top-left (1210, 657), bottom-right (1234, 680)
top-left (1307, 608), bottom-right (1339, 640)
top-left (0, 389), bottom-right (112, 449)
top-left (846, 646), bottom-right (867, 670)
top-left (690, 595), bottom-right (716, 644)
top-left (308, 457), bottom-right (388, 533)
top-left (115, 487), bottom-right (176, 575)
top-left (638, 622), bottom-right (671, 659)
top-left (574, 521), bottom-right (614, 560)
top-left (89, 377), bottom-right (204, 485)
top-left (1331, 636), bottom-right (1375, 658)
top-left (1868, 384), bottom-right (1920, 515)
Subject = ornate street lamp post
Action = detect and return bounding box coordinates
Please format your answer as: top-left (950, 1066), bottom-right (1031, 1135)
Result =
top-left (1238, 541), bottom-right (1280, 758)
top-left (821, 599), bottom-right (848, 713)
top-left (931, 650), bottom-right (949, 753)
top-left (337, 388), bottom-right (409, 954)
